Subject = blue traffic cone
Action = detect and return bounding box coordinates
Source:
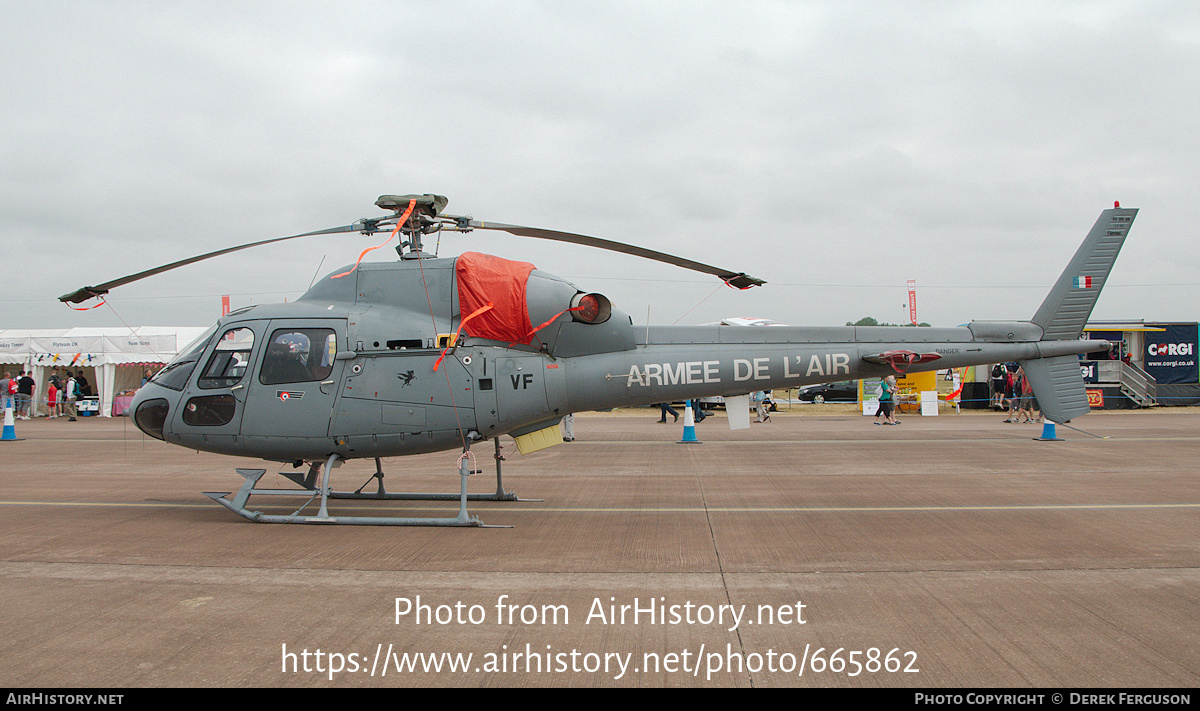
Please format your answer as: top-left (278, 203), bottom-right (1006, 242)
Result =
top-left (1035, 422), bottom-right (1063, 441)
top-left (1, 404), bottom-right (17, 441)
top-left (677, 400), bottom-right (702, 444)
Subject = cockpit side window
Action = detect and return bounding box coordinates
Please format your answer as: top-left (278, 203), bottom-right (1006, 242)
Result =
top-left (198, 327), bottom-right (255, 390)
top-left (259, 328), bottom-right (336, 385)
top-left (151, 324), bottom-right (218, 391)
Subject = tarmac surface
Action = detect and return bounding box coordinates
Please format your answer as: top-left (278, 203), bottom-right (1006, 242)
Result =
top-left (1, 406), bottom-right (1198, 688)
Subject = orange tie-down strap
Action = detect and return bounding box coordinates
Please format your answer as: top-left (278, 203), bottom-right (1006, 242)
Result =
top-left (433, 303), bottom-right (495, 372)
top-left (331, 198), bottom-right (417, 280)
top-left (509, 305), bottom-right (583, 347)
top-left (67, 295), bottom-right (107, 311)
top-left (435, 303), bottom-right (583, 370)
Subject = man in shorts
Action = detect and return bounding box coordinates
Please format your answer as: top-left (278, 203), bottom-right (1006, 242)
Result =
top-left (990, 363), bottom-right (1007, 409)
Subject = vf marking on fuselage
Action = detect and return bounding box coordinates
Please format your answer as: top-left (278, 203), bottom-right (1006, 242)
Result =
top-left (624, 354), bottom-right (851, 387)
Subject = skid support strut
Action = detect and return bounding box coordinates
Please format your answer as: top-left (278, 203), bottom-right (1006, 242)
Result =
top-left (203, 450), bottom-right (502, 526)
top-left (283, 440), bottom-right (536, 502)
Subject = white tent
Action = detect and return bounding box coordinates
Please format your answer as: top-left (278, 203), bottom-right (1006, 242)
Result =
top-left (0, 326), bottom-right (209, 417)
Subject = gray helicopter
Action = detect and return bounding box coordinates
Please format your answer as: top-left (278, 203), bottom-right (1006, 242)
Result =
top-left (61, 195), bottom-right (1136, 526)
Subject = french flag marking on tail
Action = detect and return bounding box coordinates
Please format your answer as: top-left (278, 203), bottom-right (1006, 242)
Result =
top-left (1073, 276), bottom-right (1093, 288)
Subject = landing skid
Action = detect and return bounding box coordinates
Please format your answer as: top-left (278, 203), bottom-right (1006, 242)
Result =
top-left (203, 440), bottom-right (537, 526)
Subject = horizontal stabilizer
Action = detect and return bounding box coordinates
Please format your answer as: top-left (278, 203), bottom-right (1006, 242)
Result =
top-left (1021, 356), bottom-right (1091, 423)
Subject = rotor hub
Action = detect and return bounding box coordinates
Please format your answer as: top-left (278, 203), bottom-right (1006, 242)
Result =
top-left (376, 194), bottom-right (450, 259)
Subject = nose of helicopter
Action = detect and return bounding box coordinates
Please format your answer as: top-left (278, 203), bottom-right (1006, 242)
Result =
top-left (128, 382), bottom-right (178, 441)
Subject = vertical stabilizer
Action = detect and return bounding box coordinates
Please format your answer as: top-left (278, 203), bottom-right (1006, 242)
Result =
top-left (1032, 207), bottom-right (1137, 340)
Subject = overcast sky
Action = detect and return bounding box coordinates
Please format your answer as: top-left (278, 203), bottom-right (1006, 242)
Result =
top-left (3, 1), bottom-right (1198, 332)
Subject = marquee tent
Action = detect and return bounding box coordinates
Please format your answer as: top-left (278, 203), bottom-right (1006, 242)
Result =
top-left (0, 326), bottom-right (209, 417)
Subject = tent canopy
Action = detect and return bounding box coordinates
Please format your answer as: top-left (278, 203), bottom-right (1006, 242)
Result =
top-left (0, 326), bottom-right (209, 418)
top-left (0, 326), bottom-right (208, 366)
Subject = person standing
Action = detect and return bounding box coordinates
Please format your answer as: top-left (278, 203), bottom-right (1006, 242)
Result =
top-left (887, 375), bottom-right (900, 424)
top-left (990, 363), bottom-right (1007, 410)
top-left (753, 390), bottom-right (771, 423)
top-left (1005, 367), bottom-right (1028, 423)
top-left (1003, 366), bottom-right (1017, 414)
top-left (64, 373), bottom-right (78, 421)
top-left (561, 413), bottom-right (575, 442)
top-left (1015, 367), bottom-right (1039, 423)
top-left (0, 372), bottom-right (11, 411)
top-left (46, 379), bottom-right (58, 419)
top-left (1027, 381), bottom-right (1043, 424)
top-left (48, 373), bottom-right (62, 418)
top-left (874, 375), bottom-right (899, 425)
top-left (17, 371), bottom-right (35, 419)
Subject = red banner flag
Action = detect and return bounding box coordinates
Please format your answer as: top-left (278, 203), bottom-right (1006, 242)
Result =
top-left (907, 279), bottom-right (917, 325)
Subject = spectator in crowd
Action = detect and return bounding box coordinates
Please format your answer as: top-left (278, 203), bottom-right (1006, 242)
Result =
top-left (47, 379), bottom-right (58, 419)
top-left (64, 373), bottom-right (79, 421)
top-left (990, 363), bottom-right (1007, 410)
top-left (874, 375), bottom-right (899, 425)
top-left (753, 390), bottom-right (771, 423)
top-left (16, 371), bottom-right (35, 419)
top-left (1005, 367), bottom-right (1036, 423)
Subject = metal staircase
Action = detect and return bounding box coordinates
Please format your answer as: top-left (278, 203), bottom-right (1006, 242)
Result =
top-left (1119, 361), bottom-right (1156, 407)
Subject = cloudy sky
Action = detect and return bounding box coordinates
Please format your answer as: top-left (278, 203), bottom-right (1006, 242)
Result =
top-left (2, 1), bottom-right (1198, 332)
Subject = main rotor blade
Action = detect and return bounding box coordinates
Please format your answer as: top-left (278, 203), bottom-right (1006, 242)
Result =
top-left (58, 223), bottom-right (364, 304)
top-left (461, 219), bottom-right (766, 289)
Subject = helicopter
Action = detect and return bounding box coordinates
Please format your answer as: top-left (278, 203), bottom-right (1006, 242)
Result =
top-left (61, 195), bottom-right (1137, 526)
